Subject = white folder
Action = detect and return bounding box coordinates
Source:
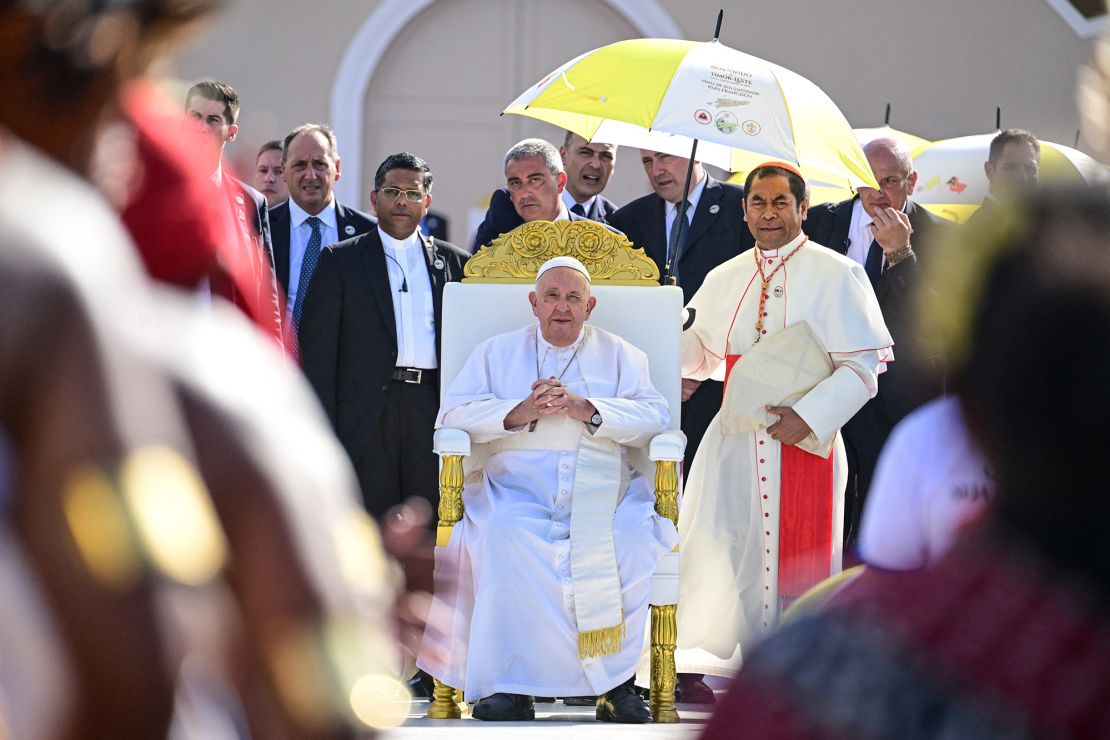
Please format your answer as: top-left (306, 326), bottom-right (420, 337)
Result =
top-left (719, 322), bottom-right (835, 457)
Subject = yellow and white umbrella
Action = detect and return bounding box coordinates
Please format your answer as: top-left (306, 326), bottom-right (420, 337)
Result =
top-left (911, 132), bottom-right (1109, 223)
top-left (504, 37), bottom-right (877, 192)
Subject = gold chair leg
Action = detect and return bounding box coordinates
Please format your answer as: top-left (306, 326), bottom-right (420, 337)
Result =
top-left (650, 603), bottom-right (679, 723)
top-left (427, 677), bottom-right (463, 719)
top-left (651, 458), bottom-right (680, 722)
top-left (436, 454), bottom-right (465, 546)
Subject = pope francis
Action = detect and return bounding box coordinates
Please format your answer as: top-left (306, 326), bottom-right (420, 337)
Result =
top-left (417, 256), bottom-right (677, 723)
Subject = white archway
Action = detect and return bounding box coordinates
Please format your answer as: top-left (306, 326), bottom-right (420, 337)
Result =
top-left (329, 0), bottom-right (683, 206)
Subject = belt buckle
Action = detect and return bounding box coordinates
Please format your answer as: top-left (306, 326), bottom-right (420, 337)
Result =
top-left (404, 368), bottom-right (422, 384)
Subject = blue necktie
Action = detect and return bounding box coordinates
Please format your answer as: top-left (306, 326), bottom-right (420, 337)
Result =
top-left (570, 203), bottom-right (586, 217)
top-left (864, 238), bottom-right (884, 287)
top-left (667, 200), bottom-right (690, 276)
top-left (293, 215), bottom-right (323, 330)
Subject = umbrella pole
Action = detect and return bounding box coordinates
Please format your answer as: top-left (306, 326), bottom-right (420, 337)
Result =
top-left (664, 139), bottom-right (700, 285)
top-left (664, 8), bottom-right (724, 285)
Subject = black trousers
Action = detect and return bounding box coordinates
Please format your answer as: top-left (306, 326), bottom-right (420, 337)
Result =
top-left (354, 379), bottom-right (440, 525)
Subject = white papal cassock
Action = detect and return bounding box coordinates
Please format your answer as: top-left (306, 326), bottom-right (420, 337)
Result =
top-left (675, 233), bottom-right (892, 677)
top-left (417, 324), bottom-right (678, 701)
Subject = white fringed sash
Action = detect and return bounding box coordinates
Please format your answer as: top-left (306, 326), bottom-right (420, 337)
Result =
top-left (488, 416), bottom-right (626, 657)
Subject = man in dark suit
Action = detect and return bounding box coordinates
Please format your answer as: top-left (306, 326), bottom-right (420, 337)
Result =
top-left (610, 151), bottom-right (754, 478)
top-left (300, 152), bottom-right (468, 520)
top-left (609, 149), bottom-right (752, 705)
top-left (963, 128), bottom-right (1040, 232)
top-left (184, 80), bottom-right (282, 342)
top-left (269, 123), bottom-right (376, 348)
top-left (472, 131), bottom-right (619, 250)
top-left (804, 137), bottom-right (949, 543)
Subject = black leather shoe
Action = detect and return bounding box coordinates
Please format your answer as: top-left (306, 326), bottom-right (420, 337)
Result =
top-left (676, 673), bottom-right (716, 704)
top-left (472, 693), bottom-right (535, 721)
top-left (562, 695), bottom-right (597, 706)
top-left (596, 677), bottom-right (651, 723)
top-left (406, 669), bottom-right (435, 699)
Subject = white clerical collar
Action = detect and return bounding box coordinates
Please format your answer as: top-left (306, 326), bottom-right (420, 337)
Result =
top-left (561, 189), bottom-right (595, 214)
top-left (757, 231), bottom-right (806, 259)
top-left (668, 172), bottom-right (708, 215)
top-left (537, 325), bottom-right (587, 353)
top-left (289, 197), bottom-right (337, 231)
top-left (552, 203), bottom-right (571, 222)
top-left (378, 225), bottom-right (421, 251)
top-left (208, 162), bottom-right (223, 188)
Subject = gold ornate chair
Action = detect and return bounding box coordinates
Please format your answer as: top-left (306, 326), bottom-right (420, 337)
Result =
top-left (426, 220), bottom-right (685, 722)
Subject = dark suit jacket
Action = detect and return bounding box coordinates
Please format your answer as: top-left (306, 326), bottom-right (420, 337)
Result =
top-left (609, 176), bottom-right (754, 478)
top-left (471, 187), bottom-right (619, 251)
top-left (961, 196), bottom-right (1005, 232)
top-left (803, 196), bottom-right (949, 520)
top-left (298, 229), bottom-right (469, 476)
top-left (268, 199), bottom-right (377, 299)
top-left (609, 176), bottom-right (754, 304)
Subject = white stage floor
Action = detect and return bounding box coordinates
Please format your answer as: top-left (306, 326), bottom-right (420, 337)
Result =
top-left (381, 697), bottom-right (715, 738)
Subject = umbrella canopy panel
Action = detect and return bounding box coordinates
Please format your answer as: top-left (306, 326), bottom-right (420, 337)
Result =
top-left (508, 37), bottom-right (877, 191)
top-left (911, 132), bottom-right (1109, 223)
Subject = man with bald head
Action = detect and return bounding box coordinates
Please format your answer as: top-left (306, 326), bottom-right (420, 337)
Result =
top-left (804, 137), bottom-right (949, 541)
top-left (418, 257), bottom-right (675, 723)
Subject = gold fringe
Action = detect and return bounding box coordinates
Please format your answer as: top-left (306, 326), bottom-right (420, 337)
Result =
top-left (577, 620), bottom-right (626, 659)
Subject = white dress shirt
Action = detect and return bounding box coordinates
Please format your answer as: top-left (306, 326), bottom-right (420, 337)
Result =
top-left (664, 173), bottom-right (707, 244)
top-left (561, 189), bottom-right (596, 216)
top-left (379, 226), bottom-right (437, 369)
top-left (859, 397), bottom-right (995, 569)
top-left (287, 199), bottom-right (338, 323)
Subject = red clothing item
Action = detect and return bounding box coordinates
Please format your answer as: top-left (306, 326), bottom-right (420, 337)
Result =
top-left (116, 81), bottom-right (283, 345)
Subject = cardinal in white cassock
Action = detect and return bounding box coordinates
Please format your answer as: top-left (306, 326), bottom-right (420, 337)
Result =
top-left (675, 163), bottom-right (892, 682)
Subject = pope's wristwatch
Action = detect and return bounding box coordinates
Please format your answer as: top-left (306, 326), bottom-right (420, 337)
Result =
top-left (589, 411), bottom-right (603, 427)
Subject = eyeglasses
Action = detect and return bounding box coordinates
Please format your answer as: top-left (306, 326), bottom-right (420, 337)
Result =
top-left (378, 187), bottom-right (425, 202)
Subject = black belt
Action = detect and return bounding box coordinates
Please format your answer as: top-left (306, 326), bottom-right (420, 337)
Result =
top-left (392, 367), bottom-right (438, 384)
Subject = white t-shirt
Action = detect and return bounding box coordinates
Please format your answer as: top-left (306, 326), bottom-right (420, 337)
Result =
top-left (858, 396), bottom-right (996, 570)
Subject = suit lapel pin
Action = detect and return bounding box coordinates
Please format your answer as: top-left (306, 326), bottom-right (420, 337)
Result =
top-left (345, 225), bottom-right (356, 235)
top-left (709, 204), bottom-right (720, 214)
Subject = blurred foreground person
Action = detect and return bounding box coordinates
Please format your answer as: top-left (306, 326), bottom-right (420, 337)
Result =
top-left (701, 187), bottom-right (1110, 739)
top-left (0, 131), bottom-right (187, 740)
top-left (0, 0), bottom-right (401, 737)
